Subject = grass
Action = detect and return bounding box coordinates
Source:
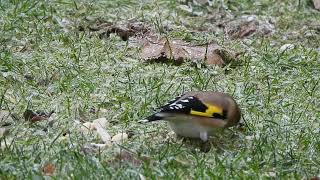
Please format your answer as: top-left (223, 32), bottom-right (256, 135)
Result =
top-left (0, 0), bottom-right (319, 179)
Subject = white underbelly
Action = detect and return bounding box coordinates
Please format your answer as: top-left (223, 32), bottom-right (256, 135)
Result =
top-left (168, 121), bottom-right (212, 139)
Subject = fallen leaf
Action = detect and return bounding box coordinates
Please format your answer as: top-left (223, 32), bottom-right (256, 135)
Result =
top-left (42, 163), bottom-right (55, 176)
top-left (223, 15), bottom-right (275, 39)
top-left (23, 109), bottom-right (54, 123)
top-left (86, 20), bottom-right (149, 41)
top-left (313, 0), bottom-right (320, 10)
top-left (111, 132), bottom-right (128, 144)
top-left (311, 177), bottom-right (320, 180)
top-left (141, 37), bottom-right (237, 66)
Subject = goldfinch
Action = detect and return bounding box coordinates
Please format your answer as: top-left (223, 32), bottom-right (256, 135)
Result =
top-left (144, 91), bottom-right (241, 142)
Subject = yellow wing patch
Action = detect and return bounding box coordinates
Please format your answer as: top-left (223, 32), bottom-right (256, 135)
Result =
top-left (190, 103), bottom-right (223, 117)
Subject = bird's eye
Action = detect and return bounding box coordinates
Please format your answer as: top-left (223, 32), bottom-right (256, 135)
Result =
top-left (212, 112), bottom-right (227, 119)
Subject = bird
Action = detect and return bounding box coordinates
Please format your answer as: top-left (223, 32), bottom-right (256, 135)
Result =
top-left (142, 91), bottom-right (241, 142)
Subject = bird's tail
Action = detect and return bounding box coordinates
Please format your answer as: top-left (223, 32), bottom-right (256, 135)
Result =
top-left (138, 113), bottom-right (164, 123)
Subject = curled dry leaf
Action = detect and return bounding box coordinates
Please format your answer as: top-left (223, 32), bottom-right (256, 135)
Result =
top-left (111, 132), bottom-right (128, 144)
top-left (24, 109), bottom-right (54, 123)
top-left (42, 163), bottom-right (56, 176)
top-left (141, 37), bottom-right (237, 66)
top-left (85, 19), bottom-right (149, 41)
top-left (222, 15), bottom-right (275, 39)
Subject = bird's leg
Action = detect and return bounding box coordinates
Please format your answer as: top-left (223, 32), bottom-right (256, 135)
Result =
top-left (199, 131), bottom-right (208, 142)
top-left (199, 131), bottom-right (212, 152)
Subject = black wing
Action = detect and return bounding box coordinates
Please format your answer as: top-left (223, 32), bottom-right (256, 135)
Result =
top-left (160, 96), bottom-right (207, 114)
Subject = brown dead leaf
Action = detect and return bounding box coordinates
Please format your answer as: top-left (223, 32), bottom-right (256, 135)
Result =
top-left (222, 15), bottom-right (275, 39)
top-left (85, 20), bottom-right (149, 41)
top-left (23, 109), bottom-right (54, 123)
top-left (313, 0), bottom-right (320, 10)
top-left (230, 21), bottom-right (258, 39)
top-left (42, 163), bottom-right (55, 176)
top-left (141, 37), bottom-right (236, 66)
